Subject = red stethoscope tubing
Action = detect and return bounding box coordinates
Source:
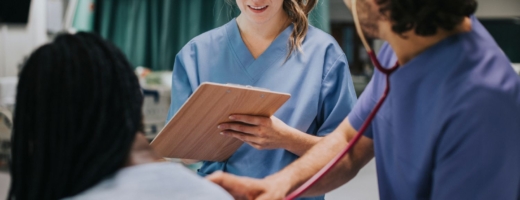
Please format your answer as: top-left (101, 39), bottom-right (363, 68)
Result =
top-left (284, 51), bottom-right (399, 200)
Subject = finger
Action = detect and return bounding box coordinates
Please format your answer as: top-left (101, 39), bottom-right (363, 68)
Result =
top-left (249, 143), bottom-right (266, 150)
top-left (207, 171), bottom-right (239, 187)
top-left (207, 172), bottom-right (264, 200)
top-left (240, 139), bottom-right (265, 150)
top-left (207, 172), bottom-right (250, 199)
top-left (229, 114), bottom-right (268, 126)
top-left (221, 130), bottom-right (261, 144)
top-left (206, 171), bottom-right (226, 185)
top-left (219, 122), bottom-right (261, 136)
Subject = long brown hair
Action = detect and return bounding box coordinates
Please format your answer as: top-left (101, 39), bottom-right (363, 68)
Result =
top-left (283, 0), bottom-right (318, 59)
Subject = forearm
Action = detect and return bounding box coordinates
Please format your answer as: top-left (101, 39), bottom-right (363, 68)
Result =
top-left (283, 127), bottom-right (322, 156)
top-left (267, 119), bottom-right (374, 197)
top-left (267, 131), bottom-right (353, 196)
top-left (300, 132), bottom-right (374, 197)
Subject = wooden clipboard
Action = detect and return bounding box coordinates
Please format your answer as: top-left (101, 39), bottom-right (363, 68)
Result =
top-left (150, 82), bottom-right (291, 162)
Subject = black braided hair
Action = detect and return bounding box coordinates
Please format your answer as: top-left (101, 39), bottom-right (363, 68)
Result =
top-left (376, 0), bottom-right (478, 36)
top-left (8, 32), bottom-right (143, 199)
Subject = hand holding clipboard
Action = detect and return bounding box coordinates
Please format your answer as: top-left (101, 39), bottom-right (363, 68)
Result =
top-left (150, 82), bottom-right (290, 162)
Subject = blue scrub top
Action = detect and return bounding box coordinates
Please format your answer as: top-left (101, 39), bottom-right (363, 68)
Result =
top-left (168, 19), bottom-right (357, 200)
top-left (349, 16), bottom-right (520, 199)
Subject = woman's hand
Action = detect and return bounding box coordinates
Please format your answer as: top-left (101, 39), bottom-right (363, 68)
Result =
top-left (218, 115), bottom-right (292, 150)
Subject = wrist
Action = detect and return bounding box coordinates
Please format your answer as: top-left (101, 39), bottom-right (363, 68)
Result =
top-left (264, 174), bottom-right (294, 196)
top-left (278, 126), bottom-right (300, 149)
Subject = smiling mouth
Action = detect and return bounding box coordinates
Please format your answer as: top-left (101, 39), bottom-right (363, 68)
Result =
top-left (248, 5), bottom-right (268, 10)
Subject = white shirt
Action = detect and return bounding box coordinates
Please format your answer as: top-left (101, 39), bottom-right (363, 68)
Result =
top-left (66, 162), bottom-right (232, 200)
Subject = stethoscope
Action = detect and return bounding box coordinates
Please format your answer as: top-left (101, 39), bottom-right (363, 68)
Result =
top-left (285, 0), bottom-right (399, 199)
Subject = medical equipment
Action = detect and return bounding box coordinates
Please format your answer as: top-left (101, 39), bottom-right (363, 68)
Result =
top-left (285, 0), bottom-right (399, 199)
top-left (0, 77), bottom-right (16, 170)
top-left (138, 69), bottom-right (173, 140)
top-left (0, 107), bottom-right (12, 170)
top-left (142, 86), bottom-right (171, 140)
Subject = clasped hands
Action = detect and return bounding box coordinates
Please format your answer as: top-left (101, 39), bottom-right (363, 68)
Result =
top-left (208, 171), bottom-right (290, 200)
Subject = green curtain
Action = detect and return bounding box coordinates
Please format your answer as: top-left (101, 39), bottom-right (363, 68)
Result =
top-left (72, 0), bottom-right (95, 32)
top-left (309, 0), bottom-right (330, 33)
top-left (93, 0), bottom-right (238, 70)
top-left (77, 0), bottom-right (330, 70)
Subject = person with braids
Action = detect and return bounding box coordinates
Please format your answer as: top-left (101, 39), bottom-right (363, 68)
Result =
top-left (167, 1), bottom-right (356, 199)
top-left (208, 0), bottom-right (520, 199)
top-left (8, 32), bottom-right (232, 200)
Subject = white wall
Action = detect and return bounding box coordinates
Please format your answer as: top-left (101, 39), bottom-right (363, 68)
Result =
top-left (0, 0), bottom-right (47, 77)
top-left (330, 0), bottom-right (520, 22)
top-left (330, 0), bottom-right (352, 22)
top-left (476, 0), bottom-right (520, 18)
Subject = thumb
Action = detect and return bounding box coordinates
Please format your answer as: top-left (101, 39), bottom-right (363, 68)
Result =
top-left (207, 171), bottom-right (242, 189)
top-left (207, 171), bottom-right (226, 185)
top-left (207, 171), bottom-right (250, 199)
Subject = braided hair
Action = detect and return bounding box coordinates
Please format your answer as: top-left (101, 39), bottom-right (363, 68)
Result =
top-left (8, 32), bottom-right (143, 199)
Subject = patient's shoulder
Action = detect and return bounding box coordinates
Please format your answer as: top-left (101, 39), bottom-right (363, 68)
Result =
top-left (65, 162), bottom-right (232, 200)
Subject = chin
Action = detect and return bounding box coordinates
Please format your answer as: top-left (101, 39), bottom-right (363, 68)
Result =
top-left (246, 16), bottom-right (271, 24)
top-left (362, 30), bottom-right (380, 39)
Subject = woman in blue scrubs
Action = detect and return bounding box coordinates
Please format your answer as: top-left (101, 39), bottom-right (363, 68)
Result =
top-left (167, 1), bottom-right (356, 199)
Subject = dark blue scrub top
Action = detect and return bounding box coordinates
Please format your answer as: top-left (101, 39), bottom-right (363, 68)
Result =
top-left (349, 16), bottom-right (520, 199)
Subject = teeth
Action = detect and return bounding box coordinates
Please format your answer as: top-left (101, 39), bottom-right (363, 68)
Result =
top-left (249, 5), bottom-right (267, 10)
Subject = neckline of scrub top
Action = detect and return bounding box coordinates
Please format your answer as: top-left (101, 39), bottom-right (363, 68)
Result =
top-left (225, 18), bottom-right (294, 82)
top-left (390, 16), bottom-right (478, 81)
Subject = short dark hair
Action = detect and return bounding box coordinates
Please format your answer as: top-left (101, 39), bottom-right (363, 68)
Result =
top-left (8, 32), bottom-right (143, 199)
top-left (376, 0), bottom-right (478, 36)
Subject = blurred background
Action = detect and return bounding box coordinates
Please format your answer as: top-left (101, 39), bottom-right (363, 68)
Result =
top-left (0, 0), bottom-right (519, 199)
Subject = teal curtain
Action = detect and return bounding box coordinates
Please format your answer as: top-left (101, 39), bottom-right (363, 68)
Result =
top-left (72, 0), bottom-right (95, 32)
top-left (77, 0), bottom-right (330, 70)
top-left (310, 0), bottom-right (330, 33)
top-left (93, 0), bottom-right (238, 70)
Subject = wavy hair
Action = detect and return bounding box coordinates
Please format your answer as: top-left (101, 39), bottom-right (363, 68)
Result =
top-left (283, 0), bottom-right (318, 58)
